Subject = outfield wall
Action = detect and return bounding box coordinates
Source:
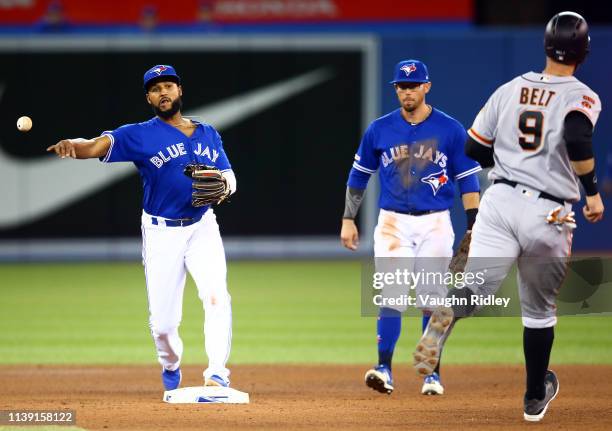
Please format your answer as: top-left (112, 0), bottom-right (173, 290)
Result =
top-left (1, 29), bottom-right (610, 260)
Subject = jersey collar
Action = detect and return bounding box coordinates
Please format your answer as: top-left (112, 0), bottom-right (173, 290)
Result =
top-left (395, 106), bottom-right (436, 127)
top-left (154, 116), bottom-right (203, 138)
top-left (522, 71), bottom-right (578, 84)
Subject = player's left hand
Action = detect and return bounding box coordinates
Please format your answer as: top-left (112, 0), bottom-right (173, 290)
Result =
top-left (583, 193), bottom-right (604, 223)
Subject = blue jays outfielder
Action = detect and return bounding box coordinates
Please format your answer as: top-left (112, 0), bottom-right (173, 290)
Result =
top-left (340, 60), bottom-right (481, 395)
top-left (47, 65), bottom-right (236, 391)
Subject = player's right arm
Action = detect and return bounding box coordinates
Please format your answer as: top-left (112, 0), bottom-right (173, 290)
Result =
top-left (341, 124), bottom-right (379, 251)
top-left (564, 92), bottom-right (604, 223)
top-left (46, 135), bottom-right (111, 159)
top-left (571, 159), bottom-right (604, 222)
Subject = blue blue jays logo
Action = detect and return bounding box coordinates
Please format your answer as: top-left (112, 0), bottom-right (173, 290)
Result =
top-left (400, 63), bottom-right (417, 77)
top-left (421, 169), bottom-right (449, 195)
top-left (152, 65), bottom-right (169, 75)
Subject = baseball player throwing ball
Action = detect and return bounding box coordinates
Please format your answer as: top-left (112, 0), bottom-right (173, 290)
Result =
top-left (47, 65), bottom-right (236, 391)
top-left (341, 60), bottom-right (481, 396)
top-left (413, 12), bottom-right (604, 421)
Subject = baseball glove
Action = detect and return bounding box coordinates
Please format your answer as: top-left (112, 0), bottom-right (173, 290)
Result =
top-left (448, 230), bottom-right (472, 273)
top-left (183, 164), bottom-right (230, 207)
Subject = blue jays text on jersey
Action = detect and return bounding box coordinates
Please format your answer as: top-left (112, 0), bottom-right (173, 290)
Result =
top-left (347, 108), bottom-right (481, 213)
top-left (149, 142), bottom-right (221, 168)
top-left (100, 117), bottom-right (232, 220)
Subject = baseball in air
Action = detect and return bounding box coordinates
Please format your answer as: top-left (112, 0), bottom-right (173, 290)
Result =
top-left (17, 116), bottom-right (33, 132)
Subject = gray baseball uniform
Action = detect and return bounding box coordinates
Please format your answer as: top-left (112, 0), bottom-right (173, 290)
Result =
top-left (464, 72), bottom-right (601, 328)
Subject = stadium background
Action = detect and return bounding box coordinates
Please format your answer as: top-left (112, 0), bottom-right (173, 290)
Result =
top-left (0, 1), bottom-right (611, 430)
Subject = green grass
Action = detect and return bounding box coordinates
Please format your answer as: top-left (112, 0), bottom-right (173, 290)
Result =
top-left (0, 261), bottom-right (610, 365)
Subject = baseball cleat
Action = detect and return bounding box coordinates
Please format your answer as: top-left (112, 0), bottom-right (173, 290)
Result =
top-left (413, 306), bottom-right (454, 376)
top-left (162, 367), bottom-right (182, 391)
top-left (421, 372), bottom-right (444, 395)
top-left (523, 370), bottom-right (560, 422)
top-left (365, 364), bottom-right (394, 395)
top-left (205, 374), bottom-right (230, 387)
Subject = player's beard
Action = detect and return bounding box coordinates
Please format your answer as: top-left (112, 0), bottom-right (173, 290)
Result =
top-left (403, 103), bottom-right (417, 113)
top-left (154, 96), bottom-right (183, 119)
top-left (403, 97), bottom-right (422, 113)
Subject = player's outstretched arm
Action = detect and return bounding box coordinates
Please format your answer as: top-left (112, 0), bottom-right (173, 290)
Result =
top-left (46, 135), bottom-right (111, 160)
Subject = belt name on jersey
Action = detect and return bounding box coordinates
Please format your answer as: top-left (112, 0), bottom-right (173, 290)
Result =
top-left (381, 141), bottom-right (447, 169)
top-left (519, 87), bottom-right (556, 107)
top-left (149, 142), bottom-right (219, 168)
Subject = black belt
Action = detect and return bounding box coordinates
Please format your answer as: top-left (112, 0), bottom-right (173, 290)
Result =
top-left (151, 214), bottom-right (202, 227)
top-left (493, 179), bottom-right (566, 206)
top-left (386, 209), bottom-right (443, 216)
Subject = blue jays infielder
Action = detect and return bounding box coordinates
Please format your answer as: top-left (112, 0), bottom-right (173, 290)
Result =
top-left (47, 65), bottom-right (236, 391)
top-left (340, 60), bottom-right (481, 395)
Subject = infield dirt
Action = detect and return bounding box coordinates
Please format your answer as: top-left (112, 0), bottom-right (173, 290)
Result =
top-left (1, 365), bottom-right (611, 430)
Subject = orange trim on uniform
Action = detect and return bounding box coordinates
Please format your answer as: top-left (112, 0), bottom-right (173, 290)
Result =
top-left (567, 108), bottom-right (594, 124)
top-left (468, 128), bottom-right (494, 146)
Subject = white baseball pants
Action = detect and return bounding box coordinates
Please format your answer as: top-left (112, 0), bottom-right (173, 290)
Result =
top-left (141, 209), bottom-right (232, 381)
top-left (465, 182), bottom-right (573, 328)
top-left (374, 209), bottom-right (454, 311)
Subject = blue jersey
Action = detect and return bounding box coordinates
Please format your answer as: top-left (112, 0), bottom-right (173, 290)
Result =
top-left (347, 108), bottom-right (481, 212)
top-left (101, 117), bottom-right (232, 219)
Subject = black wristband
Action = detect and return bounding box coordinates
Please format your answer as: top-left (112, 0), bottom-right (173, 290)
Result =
top-left (578, 170), bottom-right (598, 196)
top-left (466, 208), bottom-right (478, 230)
